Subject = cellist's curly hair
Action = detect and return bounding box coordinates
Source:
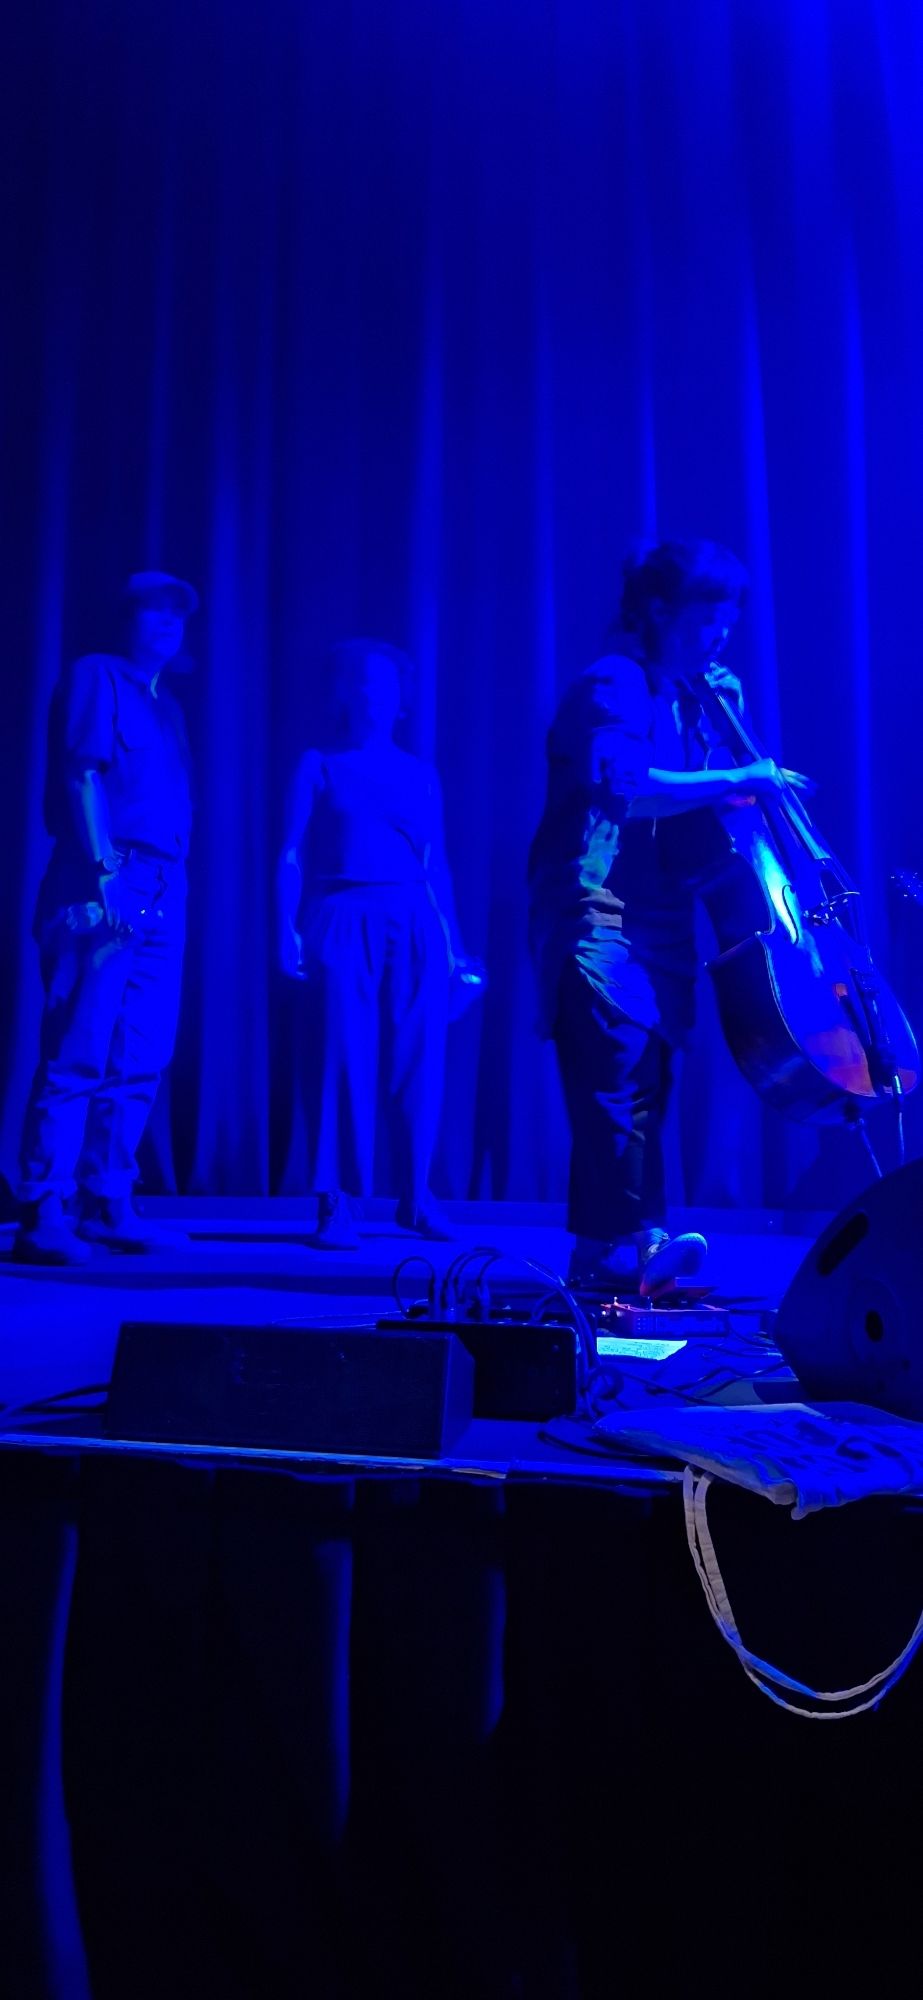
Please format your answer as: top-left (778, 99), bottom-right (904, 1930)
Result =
top-left (619, 539), bottom-right (748, 633)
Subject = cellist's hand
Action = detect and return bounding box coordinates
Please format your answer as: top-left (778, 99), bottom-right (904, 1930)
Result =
top-left (739, 758), bottom-right (816, 800)
top-left (704, 662), bottom-right (746, 713)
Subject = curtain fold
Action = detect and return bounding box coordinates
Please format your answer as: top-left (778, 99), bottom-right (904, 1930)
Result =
top-left (3, 0), bottom-right (922, 1202)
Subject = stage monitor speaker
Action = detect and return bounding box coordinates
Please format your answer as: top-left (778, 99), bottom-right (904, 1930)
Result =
top-left (774, 1158), bottom-right (923, 1419)
top-left (105, 1322), bottom-right (475, 1458)
top-left (376, 1317), bottom-right (578, 1419)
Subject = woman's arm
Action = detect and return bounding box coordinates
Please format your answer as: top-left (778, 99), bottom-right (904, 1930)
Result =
top-left (423, 766), bottom-right (465, 969)
top-left (276, 751), bottom-right (321, 975)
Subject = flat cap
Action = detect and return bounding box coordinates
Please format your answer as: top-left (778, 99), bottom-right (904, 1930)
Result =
top-left (122, 571), bottom-right (199, 616)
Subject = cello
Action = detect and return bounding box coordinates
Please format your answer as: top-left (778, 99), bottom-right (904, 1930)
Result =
top-left (664, 676), bottom-right (919, 1124)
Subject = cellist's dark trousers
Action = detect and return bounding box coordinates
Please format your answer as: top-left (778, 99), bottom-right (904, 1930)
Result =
top-left (552, 957), bottom-right (675, 1242)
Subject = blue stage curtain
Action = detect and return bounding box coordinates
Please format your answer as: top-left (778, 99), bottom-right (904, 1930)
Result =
top-left (2, 0), bottom-right (923, 1204)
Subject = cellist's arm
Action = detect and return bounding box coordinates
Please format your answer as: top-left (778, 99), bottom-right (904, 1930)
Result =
top-left (574, 656), bottom-right (812, 820)
top-left (628, 759), bottom-right (814, 820)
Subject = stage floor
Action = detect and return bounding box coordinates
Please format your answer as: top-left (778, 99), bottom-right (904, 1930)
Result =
top-left (0, 1198), bottom-right (818, 1426)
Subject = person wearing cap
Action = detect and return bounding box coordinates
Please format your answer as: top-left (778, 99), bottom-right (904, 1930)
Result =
top-left (14, 572), bottom-right (198, 1262)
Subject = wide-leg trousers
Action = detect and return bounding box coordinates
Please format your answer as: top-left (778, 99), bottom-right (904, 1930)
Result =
top-left (300, 884), bottom-right (449, 1203)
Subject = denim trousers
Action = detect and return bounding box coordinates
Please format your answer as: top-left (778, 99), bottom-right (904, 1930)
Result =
top-left (19, 848), bottom-right (186, 1203)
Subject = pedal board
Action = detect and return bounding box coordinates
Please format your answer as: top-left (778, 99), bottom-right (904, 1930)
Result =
top-left (593, 1292), bottom-right (733, 1344)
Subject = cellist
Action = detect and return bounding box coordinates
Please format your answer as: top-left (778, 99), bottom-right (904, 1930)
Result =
top-left (528, 539), bottom-right (812, 1293)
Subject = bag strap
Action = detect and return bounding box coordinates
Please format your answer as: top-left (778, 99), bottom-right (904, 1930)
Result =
top-left (683, 1468), bottom-right (923, 1720)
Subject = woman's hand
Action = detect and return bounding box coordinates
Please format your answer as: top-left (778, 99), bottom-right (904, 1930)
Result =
top-left (448, 954), bottom-right (488, 1022)
top-left (279, 923), bottom-right (306, 979)
top-left (98, 863), bottom-right (131, 933)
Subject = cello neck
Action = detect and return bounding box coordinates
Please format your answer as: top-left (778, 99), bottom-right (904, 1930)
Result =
top-left (695, 679), bottom-right (833, 869)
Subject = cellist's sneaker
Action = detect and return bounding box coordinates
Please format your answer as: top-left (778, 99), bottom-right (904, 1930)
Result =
top-left (638, 1229), bottom-right (708, 1299)
top-left (568, 1236), bottom-right (641, 1291)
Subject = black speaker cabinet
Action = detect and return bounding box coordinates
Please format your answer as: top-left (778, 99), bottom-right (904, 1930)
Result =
top-left (105, 1322), bottom-right (475, 1458)
top-left (774, 1158), bottom-right (923, 1419)
top-left (376, 1317), bottom-right (578, 1419)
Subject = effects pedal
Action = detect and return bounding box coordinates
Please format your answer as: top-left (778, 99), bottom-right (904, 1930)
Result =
top-left (591, 1291), bottom-right (734, 1349)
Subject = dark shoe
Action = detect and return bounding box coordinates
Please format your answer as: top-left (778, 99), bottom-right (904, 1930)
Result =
top-left (12, 1193), bottom-right (92, 1267)
top-left (311, 1192), bottom-right (360, 1251)
top-left (77, 1196), bottom-right (171, 1254)
top-left (0, 1172), bottom-right (19, 1224)
top-left (638, 1230), bottom-right (708, 1298)
top-left (394, 1196), bottom-right (459, 1242)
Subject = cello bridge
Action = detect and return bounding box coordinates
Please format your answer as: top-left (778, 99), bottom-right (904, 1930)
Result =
top-left (804, 889), bottom-right (861, 927)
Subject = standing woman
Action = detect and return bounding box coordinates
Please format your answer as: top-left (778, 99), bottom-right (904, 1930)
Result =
top-left (277, 639), bottom-right (472, 1247)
